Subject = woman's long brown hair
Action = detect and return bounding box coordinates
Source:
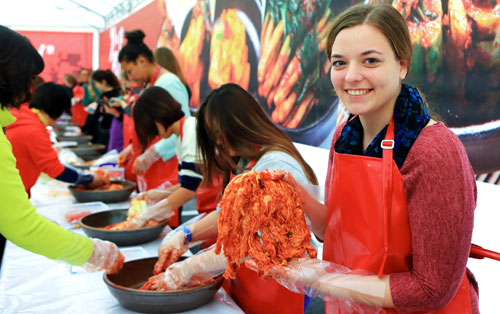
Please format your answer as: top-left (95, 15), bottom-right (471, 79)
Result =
top-left (196, 83), bottom-right (318, 188)
top-left (154, 47), bottom-right (188, 87)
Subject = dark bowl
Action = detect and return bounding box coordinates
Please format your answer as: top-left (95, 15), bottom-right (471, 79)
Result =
top-left (57, 135), bottom-right (92, 144)
top-left (68, 180), bottom-right (136, 203)
top-left (69, 144), bottom-right (106, 161)
top-left (104, 257), bottom-right (224, 313)
top-left (454, 121), bottom-right (500, 174)
top-left (279, 97), bottom-right (339, 146)
top-left (80, 209), bottom-right (168, 246)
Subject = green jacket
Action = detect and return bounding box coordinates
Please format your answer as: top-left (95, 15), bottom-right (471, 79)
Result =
top-left (0, 107), bottom-right (93, 265)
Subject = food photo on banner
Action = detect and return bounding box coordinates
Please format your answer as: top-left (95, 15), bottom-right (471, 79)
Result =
top-left (99, 0), bottom-right (500, 180)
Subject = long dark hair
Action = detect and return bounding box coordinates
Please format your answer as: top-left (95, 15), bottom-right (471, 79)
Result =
top-left (118, 30), bottom-right (154, 63)
top-left (29, 83), bottom-right (71, 120)
top-left (132, 86), bottom-right (184, 151)
top-left (0, 26), bottom-right (44, 109)
top-left (92, 70), bottom-right (121, 89)
top-left (197, 83), bottom-right (318, 188)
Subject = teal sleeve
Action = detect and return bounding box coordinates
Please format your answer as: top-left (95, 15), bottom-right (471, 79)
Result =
top-left (153, 73), bottom-right (192, 161)
top-left (154, 74), bottom-right (190, 117)
top-left (0, 130), bottom-right (93, 266)
top-left (154, 134), bottom-right (177, 161)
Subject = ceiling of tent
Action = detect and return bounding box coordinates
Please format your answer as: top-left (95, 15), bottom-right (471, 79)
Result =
top-left (0, 0), bottom-right (148, 30)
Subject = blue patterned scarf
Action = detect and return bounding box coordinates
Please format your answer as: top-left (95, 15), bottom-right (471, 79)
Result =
top-left (334, 84), bottom-right (431, 169)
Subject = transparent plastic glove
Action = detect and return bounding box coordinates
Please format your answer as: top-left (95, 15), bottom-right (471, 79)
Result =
top-left (86, 172), bottom-right (107, 189)
top-left (136, 185), bottom-right (179, 204)
top-left (154, 213), bottom-right (211, 274)
top-left (117, 198), bottom-right (174, 229)
top-left (133, 147), bottom-right (161, 175)
top-left (85, 239), bottom-right (124, 275)
top-left (245, 258), bottom-right (384, 313)
top-left (154, 229), bottom-right (188, 274)
top-left (142, 247), bottom-right (227, 291)
top-left (117, 144), bottom-right (132, 167)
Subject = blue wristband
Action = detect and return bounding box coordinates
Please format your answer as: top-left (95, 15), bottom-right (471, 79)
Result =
top-left (181, 226), bottom-right (192, 242)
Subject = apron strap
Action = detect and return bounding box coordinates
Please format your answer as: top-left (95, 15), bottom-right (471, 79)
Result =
top-left (379, 118), bottom-right (395, 277)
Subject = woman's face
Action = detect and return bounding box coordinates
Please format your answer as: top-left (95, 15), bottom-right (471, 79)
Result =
top-left (93, 80), bottom-right (107, 93)
top-left (120, 56), bottom-right (148, 83)
top-left (329, 24), bottom-right (408, 120)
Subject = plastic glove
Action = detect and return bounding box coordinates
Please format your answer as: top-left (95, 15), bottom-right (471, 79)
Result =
top-left (136, 185), bottom-right (179, 204)
top-left (154, 229), bottom-right (189, 274)
top-left (133, 146), bottom-right (161, 175)
top-left (85, 238), bottom-right (124, 274)
top-left (142, 248), bottom-right (226, 291)
top-left (86, 171), bottom-right (108, 189)
top-left (245, 258), bottom-right (385, 313)
top-left (117, 198), bottom-right (174, 229)
top-left (117, 144), bottom-right (132, 167)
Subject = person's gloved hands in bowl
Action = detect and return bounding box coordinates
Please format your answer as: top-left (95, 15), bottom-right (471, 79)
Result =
top-left (154, 229), bottom-right (189, 274)
top-left (136, 185), bottom-right (179, 204)
top-left (85, 238), bottom-right (124, 274)
top-left (114, 199), bottom-right (175, 230)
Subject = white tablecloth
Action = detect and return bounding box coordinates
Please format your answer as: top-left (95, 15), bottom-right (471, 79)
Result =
top-left (2, 174), bottom-right (499, 313)
top-left (0, 178), bottom-right (243, 314)
top-left (467, 181), bottom-right (500, 313)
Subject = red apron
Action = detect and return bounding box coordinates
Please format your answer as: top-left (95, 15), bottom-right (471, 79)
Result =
top-left (70, 85), bottom-right (87, 127)
top-left (122, 84), bottom-right (143, 149)
top-left (226, 159), bottom-right (305, 314)
top-left (323, 119), bottom-right (471, 313)
top-left (132, 66), bottom-right (180, 226)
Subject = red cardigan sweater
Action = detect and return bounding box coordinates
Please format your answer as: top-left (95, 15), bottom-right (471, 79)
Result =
top-left (5, 106), bottom-right (65, 194)
top-left (325, 122), bottom-right (478, 313)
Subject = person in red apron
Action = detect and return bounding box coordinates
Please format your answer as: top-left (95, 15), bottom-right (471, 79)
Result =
top-left (117, 29), bottom-right (191, 227)
top-left (140, 83), bottom-right (319, 314)
top-left (6, 83), bottom-right (107, 196)
top-left (251, 4), bottom-right (478, 313)
top-left (70, 84), bottom-right (87, 127)
top-left (117, 87), bottom-right (204, 229)
top-left (70, 68), bottom-right (91, 127)
top-left (118, 86), bottom-right (223, 273)
top-left (118, 82), bottom-right (142, 183)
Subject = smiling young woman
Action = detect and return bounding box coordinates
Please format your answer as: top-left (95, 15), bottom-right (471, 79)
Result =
top-left (257, 4), bottom-right (479, 314)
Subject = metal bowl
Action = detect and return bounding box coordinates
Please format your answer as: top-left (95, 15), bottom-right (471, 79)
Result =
top-left (69, 144), bottom-right (106, 161)
top-left (57, 135), bottom-right (92, 144)
top-left (80, 209), bottom-right (168, 246)
top-left (68, 180), bottom-right (136, 203)
top-left (104, 257), bottom-right (224, 313)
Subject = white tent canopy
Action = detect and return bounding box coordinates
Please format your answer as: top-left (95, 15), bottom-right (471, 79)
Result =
top-left (0, 0), bottom-right (148, 30)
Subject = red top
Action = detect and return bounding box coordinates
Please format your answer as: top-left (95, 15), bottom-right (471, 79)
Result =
top-left (325, 122), bottom-right (479, 313)
top-left (5, 106), bottom-right (65, 194)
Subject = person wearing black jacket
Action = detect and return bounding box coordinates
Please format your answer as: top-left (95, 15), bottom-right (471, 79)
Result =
top-left (82, 70), bottom-right (121, 150)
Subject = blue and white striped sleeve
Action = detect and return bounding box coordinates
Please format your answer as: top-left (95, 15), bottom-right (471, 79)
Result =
top-left (178, 118), bottom-right (203, 191)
